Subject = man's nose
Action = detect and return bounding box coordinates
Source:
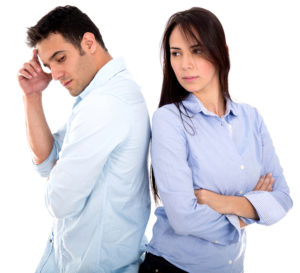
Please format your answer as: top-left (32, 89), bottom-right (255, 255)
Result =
top-left (51, 67), bottom-right (64, 81)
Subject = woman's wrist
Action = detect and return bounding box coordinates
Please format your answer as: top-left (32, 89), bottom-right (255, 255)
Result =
top-left (195, 189), bottom-right (258, 219)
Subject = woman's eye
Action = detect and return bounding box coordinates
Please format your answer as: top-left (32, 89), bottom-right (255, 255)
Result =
top-left (194, 49), bottom-right (202, 54)
top-left (171, 52), bottom-right (180, 57)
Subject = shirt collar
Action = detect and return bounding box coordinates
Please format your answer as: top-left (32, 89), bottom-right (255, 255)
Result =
top-left (182, 93), bottom-right (238, 117)
top-left (77, 57), bottom-right (126, 101)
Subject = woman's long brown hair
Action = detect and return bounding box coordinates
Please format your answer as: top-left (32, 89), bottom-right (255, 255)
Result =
top-left (151, 7), bottom-right (231, 203)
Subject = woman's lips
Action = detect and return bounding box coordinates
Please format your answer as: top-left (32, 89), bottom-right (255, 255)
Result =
top-left (182, 76), bottom-right (199, 82)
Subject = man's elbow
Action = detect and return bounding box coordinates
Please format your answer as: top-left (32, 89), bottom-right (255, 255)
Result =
top-left (46, 195), bottom-right (83, 219)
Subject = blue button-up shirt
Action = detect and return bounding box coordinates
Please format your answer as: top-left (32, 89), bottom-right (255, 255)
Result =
top-left (35, 58), bottom-right (151, 273)
top-left (147, 93), bottom-right (292, 273)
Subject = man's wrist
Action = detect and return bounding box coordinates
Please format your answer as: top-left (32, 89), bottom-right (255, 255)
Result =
top-left (23, 92), bottom-right (42, 104)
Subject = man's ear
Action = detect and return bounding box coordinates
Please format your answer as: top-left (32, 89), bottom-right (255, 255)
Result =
top-left (81, 32), bottom-right (97, 53)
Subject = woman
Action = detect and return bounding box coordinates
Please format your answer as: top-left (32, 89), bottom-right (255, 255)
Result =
top-left (139, 7), bottom-right (293, 273)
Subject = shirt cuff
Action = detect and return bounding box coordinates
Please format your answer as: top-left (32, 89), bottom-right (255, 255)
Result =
top-left (244, 191), bottom-right (286, 225)
top-left (239, 216), bottom-right (257, 225)
top-left (32, 144), bottom-right (57, 177)
top-left (225, 214), bottom-right (241, 242)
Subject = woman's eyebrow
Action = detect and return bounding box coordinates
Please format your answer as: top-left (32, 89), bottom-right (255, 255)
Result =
top-left (190, 44), bottom-right (202, 48)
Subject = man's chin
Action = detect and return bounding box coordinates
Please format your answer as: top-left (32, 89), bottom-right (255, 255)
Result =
top-left (67, 88), bottom-right (83, 97)
top-left (69, 91), bottom-right (79, 97)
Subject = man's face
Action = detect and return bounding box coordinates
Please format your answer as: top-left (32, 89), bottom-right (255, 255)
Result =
top-left (37, 33), bottom-right (95, 96)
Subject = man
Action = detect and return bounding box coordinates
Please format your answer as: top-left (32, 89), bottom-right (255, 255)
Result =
top-left (18, 6), bottom-right (150, 273)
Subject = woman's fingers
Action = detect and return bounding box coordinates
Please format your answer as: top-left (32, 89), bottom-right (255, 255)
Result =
top-left (266, 177), bottom-right (275, 192)
top-left (254, 175), bottom-right (266, 191)
top-left (254, 173), bottom-right (274, 191)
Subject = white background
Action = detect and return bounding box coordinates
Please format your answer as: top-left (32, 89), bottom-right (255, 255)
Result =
top-left (0, 0), bottom-right (299, 272)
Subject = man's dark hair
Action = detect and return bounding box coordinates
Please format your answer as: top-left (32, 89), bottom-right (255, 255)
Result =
top-left (27, 5), bottom-right (107, 51)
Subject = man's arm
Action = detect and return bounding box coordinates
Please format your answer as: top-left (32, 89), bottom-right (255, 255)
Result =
top-left (18, 49), bottom-right (53, 164)
top-left (45, 95), bottom-right (130, 218)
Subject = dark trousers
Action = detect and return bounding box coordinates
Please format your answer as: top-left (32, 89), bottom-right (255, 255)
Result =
top-left (139, 252), bottom-right (188, 273)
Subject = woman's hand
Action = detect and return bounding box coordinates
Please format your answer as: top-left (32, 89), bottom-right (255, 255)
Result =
top-left (253, 173), bottom-right (274, 191)
top-left (194, 173), bottom-right (275, 227)
top-left (194, 173), bottom-right (274, 209)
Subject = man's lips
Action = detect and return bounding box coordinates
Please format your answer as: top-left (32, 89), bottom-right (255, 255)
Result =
top-left (63, 80), bottom-right (72, 87)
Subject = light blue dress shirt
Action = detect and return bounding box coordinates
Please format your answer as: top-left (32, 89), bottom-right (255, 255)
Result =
top-left (34, 58), bottom-right (151, 273)
top-left (147, 93), bottom-right (292, 273)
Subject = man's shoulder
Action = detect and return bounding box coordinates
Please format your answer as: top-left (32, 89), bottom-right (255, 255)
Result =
top-left (102, 71), bottom-right (145, 105)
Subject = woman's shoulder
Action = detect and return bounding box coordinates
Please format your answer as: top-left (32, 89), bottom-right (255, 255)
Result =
top-left (153, 103), bottom-right (181, 120)
top-left (231, 100), bottom-right (260, 118)
top-left (231, 100), bottom-right (263, 128)
top-left (152, 103), bottom-right (188, 130)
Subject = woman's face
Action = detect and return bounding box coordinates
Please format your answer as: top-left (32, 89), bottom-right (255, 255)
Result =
top-left (169, 26), bottom-right (219, 95)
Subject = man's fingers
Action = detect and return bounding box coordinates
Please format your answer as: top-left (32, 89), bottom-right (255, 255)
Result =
top-left (29, 59), bottom-right (42, 73)
top-left (23, 63), bottom-right (39, 77)
top-left (31, 50), bottom-right (43, 70)
top-left (32, 49), bottom-right (39, 61)
top-left (31, 50), bottom-right (43, 71)
top-left (18, 68), bottom-right (33, 79)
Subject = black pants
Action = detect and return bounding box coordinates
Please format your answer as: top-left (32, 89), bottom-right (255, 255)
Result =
top-left (139, 252), bottom-right (188, 273)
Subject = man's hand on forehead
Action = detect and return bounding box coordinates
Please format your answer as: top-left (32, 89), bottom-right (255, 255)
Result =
top-left (17, 49), bottom-right (52, 96)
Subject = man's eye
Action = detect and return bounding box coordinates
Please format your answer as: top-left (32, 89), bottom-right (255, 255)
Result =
top-left (58, 56), bottom-right (65, 62)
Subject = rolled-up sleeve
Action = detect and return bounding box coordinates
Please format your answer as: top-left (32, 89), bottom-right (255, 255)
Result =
top-left (45, 95), bottom-right (129, 219)
top-left (151, 108), bottom-right (241, 245)
top-left (244, 110), bottom-right (293, 225)
top-left (33, 125), bottom-right (66, 177)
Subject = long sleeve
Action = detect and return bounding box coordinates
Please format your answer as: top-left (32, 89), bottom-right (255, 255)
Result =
top-left (151, 107), bottom-right (241, 245)
top-left (243, 110), bottom-right (293, 225)
top-left (45, 94), bottom-right (130, 219)
top-left (33, 124), bottom-right (66, 177)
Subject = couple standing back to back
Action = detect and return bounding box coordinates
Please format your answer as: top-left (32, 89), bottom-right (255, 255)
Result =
top-left (18, 5), bottom-right (292, 273)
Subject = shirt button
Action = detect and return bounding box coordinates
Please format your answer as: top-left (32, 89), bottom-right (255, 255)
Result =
top-left (239, 190), bottom-right (243, 194)
top-left (228, 260), bottom-right (232, 264)
top-left (215, 240), bottom-right (219, 244)
top-left (228, 124), bottom-right (232, 128)
top-left (240, 165), bottom-right (245, 170)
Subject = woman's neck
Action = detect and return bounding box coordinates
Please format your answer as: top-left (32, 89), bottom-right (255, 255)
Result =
top-left (193, 89), bottom-right (226, 117)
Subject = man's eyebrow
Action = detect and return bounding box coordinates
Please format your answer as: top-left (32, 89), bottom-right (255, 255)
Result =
top-left (43, 50), bottom-right (65, 67)
top-left (170, 46), bottom-right (181, 50)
